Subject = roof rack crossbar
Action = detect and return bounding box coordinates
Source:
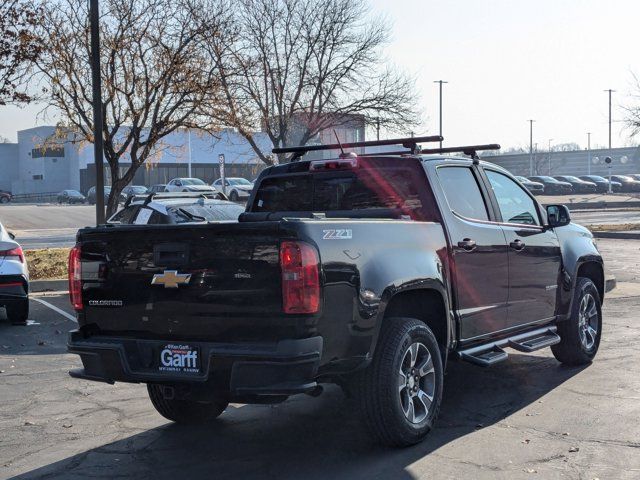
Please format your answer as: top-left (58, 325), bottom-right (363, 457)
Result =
top-left (272, 135), bottom-right (443, 161)
top-left (357, 143), bottom-right (501, 158)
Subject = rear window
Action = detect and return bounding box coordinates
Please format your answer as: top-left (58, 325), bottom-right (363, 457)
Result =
top-left (251, 158), bottom-right (433, 220)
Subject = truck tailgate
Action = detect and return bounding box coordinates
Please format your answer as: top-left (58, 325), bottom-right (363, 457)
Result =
top-left (78, 222), bottom-right (294, 341)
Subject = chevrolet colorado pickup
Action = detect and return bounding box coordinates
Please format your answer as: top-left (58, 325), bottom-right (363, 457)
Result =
top-left (67, 136), bottom-right (607, 446)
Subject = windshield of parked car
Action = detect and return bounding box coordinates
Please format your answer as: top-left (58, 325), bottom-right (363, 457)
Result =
top-left (228, 178), bottom-right (252, 186)
top-left (561, 176), bottom-right (581, 182)
top-left (534, 176), bottom-right (557, 182)
top-left (129, 186), bottom-right (148, 193)
top-left (181, 178), bottom-right (206, 186)
top-left (66, 190), bottom-right (83, 196)
top-left (583, 176), bottom-right (606, 181)
top-left (168, 202), bottom-right (245, 223)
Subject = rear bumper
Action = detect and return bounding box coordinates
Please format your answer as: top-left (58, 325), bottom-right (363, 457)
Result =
top-left (0, 276), bottom-right (28, 305)
top-left (67, 331), bottom-right (323, 397)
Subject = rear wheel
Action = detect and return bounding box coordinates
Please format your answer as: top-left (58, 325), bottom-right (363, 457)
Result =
top-left (552, 277), bottom-right (602, 365)
top-left (356, 317), bottom-right (443, 447)
top-left (7, 299), bottom-right (29, 326)
top-left (0, 196), bottom-right (9, 204)
top-left (147, 384), bottom-right (228, 423)
top-left (230, 190), bottom-right (239, 202)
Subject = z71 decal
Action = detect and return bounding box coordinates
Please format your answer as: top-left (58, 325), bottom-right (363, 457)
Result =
top-left (322, 229), bottom-right (353, 240)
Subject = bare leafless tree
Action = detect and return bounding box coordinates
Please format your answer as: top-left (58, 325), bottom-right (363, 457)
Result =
top-left (29, 0), bottom-right (227, 215)
top-left (624, 72), bottom-right (640, 138)
top-left (0, 0), bottom-right (43, 105)
top-left (197, 0), bottom-right (420, 164)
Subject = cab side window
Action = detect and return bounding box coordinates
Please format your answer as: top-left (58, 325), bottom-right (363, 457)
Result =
top-left (485, 170), bottom-right (540, 226)
top-left (436, 166), bottom-right (489, 221)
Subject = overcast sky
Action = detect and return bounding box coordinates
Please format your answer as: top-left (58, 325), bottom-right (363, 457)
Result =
top-left (1, 0), bottom-right (639, 151)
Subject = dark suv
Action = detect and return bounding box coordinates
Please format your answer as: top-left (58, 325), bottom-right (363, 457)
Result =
top-left (528, 176), bottom-right (573, 194)
top-left (553, 176), bottom-right (597, 193)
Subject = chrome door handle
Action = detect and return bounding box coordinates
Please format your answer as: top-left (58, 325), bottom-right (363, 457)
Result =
top-left (457, 238), bottom-right (476, 251)
top-left (509, 239), bottom-right (525, 251)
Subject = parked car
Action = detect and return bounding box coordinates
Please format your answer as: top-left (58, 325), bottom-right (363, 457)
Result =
top-left (0, 222), bottom-right (29, 325)
top-left (553, 176), bottom-right (597, 193)
top-left (149, 184), bottom-right (167, 194)
top-left (57, 189), bottom-right (86, 204)
top-left (212, 177), bottom-right (254, 201)
top-left (108, 193), bottom-right (245, 225)
top-left (0, 190), bottom-right (12, 204)
top-left (87, 186), bottom-right (126, 205)
top-left (68, 136), bottom-right (609, 447)
top-left (578, 175), bottom-right (622, 193)
top-left (528, 176), bottom-right (573, 194)
top-left (122, 185), bottom-right (149, 201)
top-left (165, 178), bottom-right (218, 193)
top-left (609, 175), bottom-right (640, 192)
top-left (515, 176), bottom-right (544, 195)
top-left (627, 174), bottom-right (640, 183)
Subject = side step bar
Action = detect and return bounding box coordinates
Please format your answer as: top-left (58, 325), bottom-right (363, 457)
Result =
top-left (458, 327), bottom-right (560, 367)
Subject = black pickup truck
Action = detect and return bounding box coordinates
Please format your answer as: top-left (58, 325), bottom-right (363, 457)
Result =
top-left (67, 136), bottom-right (608, 446)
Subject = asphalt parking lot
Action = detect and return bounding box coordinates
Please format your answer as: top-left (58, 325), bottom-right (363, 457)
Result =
top-left (1, 238), bottom-right (639, 480)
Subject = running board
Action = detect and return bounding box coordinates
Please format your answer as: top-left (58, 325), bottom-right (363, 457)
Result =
top-left (458, 326), bottom-right (559, 367)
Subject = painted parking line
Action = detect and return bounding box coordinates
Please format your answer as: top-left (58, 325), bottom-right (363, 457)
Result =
top-left (31, 297), bottom-right (77, 323)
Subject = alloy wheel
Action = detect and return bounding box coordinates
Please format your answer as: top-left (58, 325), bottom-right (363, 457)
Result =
top-left (578, 292), bottom-right (598, 350)
top-left (398, 342), bottom-right (436, 424)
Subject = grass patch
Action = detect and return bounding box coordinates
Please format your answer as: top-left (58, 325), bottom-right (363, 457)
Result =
top-left (587, 223), bottom-right (640, 232)
top-left (25, 248), bottom-right (69, 280)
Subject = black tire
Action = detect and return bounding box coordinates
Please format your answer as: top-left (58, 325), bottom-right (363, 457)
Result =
top-left (356, 317), bottom-right (443, 447)
top-left (551, 277), bottom-right (602, 366)
top-left (147, 384), bottom-right (228, 423)
top-left (230, 190), bottom-right (238, 202)
top-left (7, 299), bottom-right (29, 326)
top-left (0, 196), bottom-right (9, 204)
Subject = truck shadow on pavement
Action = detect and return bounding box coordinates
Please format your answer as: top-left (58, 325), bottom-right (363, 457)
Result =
top-left (10, 354), bottom-right (586, 480)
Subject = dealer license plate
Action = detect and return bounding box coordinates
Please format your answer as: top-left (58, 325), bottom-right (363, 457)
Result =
top-left (158, 343), bottom-right (201, 374)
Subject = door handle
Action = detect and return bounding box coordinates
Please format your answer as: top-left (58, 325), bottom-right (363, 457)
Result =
top-left (509, 239), bottom-right (525, 251)
top-left (457, 238), bottom-right (476, 251)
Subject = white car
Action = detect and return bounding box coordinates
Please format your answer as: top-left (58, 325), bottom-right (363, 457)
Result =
top-left (165, 178), bottom-right (218, 193)
top-left (0, 222), bottom-right (29, 325)
top-left (212, 177), bottom-right (254, 201)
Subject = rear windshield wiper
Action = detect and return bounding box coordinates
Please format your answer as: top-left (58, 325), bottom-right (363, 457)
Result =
top-left (177, 208), bottom-right (206, 221)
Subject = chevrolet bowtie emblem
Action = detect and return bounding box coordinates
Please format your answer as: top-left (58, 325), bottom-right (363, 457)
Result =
top-left (151, 270), bottom-right (191, 288)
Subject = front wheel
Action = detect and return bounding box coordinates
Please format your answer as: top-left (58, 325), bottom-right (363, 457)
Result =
top-left (356, 317), bottom-right (443, 447)
top-left (230, 190), bottom-right (239, 202)
top-left (552, 277), bottom-right (602, 365)
top-left (147, 384), bottom-right (228, 423)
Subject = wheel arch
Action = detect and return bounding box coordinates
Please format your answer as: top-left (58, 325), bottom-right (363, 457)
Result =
top-left (375, 287), bottom-right (451, 366)
top-left (576, 260), bottom-right (604, 304)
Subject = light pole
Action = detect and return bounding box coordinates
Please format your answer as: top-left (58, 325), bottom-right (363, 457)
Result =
top-left (604, 89), bottom-right (615, 150)
top-left (434, 80), bottom-right (448, 148)
top-left (587, 132), bottom-right (591, 175)
top-left (90, 0), bottom-right (105, 224)
top-left (187, 129), bottom-right (192, 177)
top-left (528, 120), bottom-right (535, 176)
top-left (547, 139), bottom-right (553, 175)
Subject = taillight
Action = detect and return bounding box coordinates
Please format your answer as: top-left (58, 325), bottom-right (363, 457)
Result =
top-left (0, 246), bottom-right (24, 263)
top-left (68, 245), bottom-right (83, 311)
top-left (280, 241), bottom-right (320, 314)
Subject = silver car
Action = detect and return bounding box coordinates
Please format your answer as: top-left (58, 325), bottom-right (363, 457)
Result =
top-left (0, 222), bottom-right (29, 325)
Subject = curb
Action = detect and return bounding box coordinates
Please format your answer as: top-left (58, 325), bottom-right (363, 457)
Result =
top-left (556, 201), bottom-right (640, 211)
top-left (30, 279), bottom-right (68, 293)
top-left (593, 231), bottom-right (640, 240)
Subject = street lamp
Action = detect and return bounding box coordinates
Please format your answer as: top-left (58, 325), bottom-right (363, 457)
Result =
top-left (587, 132), bottom-right (591, 175)
top-left (528, 120), bottom-right (535, 176)
top-left (547, 139), bottom-right (553, 175)
top-left (90, 0), bottom-right (105, 224)
top-left (604, 89), bottom-right (615, 150)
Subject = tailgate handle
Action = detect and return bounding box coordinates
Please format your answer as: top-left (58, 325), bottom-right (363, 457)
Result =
top-left (154, 243), bottom-right (189, 267)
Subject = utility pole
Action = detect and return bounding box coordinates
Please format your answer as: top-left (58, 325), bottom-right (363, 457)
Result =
top-left (604, 89), bottom-right (615, 149)
top-left (90, 0), bottom-right (105, 224)
top-left (376, 117), bottom-right (380, 141)
top-left (528, 120), bottom-right (535, 176)
top-left (434, 80), bottom-right (448, 149)
top-left (587, 132), bottom-right (591, 175)
top-left (548, 139), bottom-right (553, 175)
top-left (187, 129), bottom-right (192, 177)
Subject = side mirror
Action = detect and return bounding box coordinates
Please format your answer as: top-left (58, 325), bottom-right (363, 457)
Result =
top-left (8, 231), bottom-right (15, 240)
top-left (546, 204), bottom-right (571, 228)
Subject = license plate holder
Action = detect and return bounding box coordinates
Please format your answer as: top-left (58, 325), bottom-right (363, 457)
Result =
top-left (158, 343), bottom-right (201, 374)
